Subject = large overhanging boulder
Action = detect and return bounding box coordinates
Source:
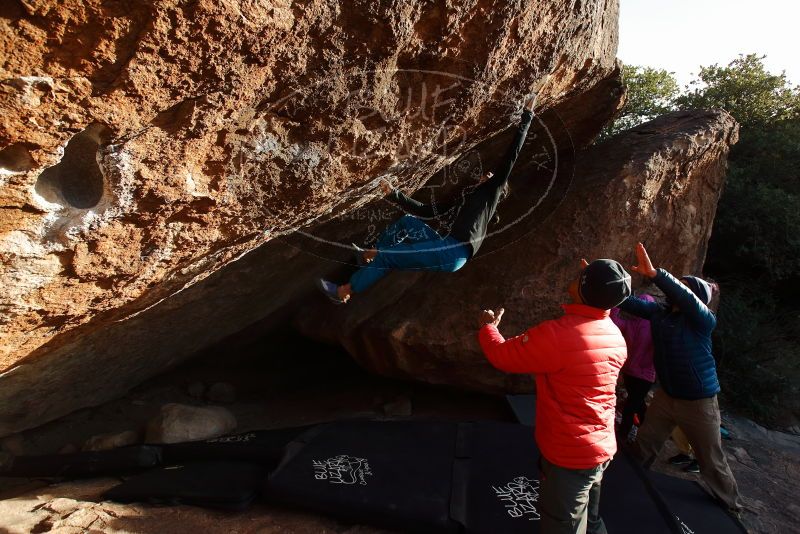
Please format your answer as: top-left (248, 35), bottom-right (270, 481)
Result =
top-left (294, 110), bottom-right (740, 391)
top-left (0, 1), bottom-right (622, 435)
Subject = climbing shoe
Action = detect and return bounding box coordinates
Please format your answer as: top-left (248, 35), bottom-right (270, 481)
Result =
top-left (683, 460), bottom-right (700, 474)
top-left (352, 243), bottom-right (369, 266)
top-left (668, 453), bottom-right (693, 466)
top-left (316, 279), bottom-right (346, 304)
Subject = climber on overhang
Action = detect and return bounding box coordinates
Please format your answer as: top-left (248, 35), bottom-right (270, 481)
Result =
top-left (316, 92), bottom-right (538, 304)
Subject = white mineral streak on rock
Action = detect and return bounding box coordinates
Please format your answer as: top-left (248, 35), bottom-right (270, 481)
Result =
top-left (101, 143), bottom-right (137, 215)
top-left (6, 76), bottom-right (54, 107)
top-left (0, 229), bottom-right (61, 339)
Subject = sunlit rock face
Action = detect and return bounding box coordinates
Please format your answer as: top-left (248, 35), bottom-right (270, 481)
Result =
top-left (295, 110), bottom-right (739, 392)
top-left (0, 0), bottom-right (621, 435)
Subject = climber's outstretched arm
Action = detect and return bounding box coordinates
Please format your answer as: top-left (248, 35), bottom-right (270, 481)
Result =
top-left (381, 179), bottom-right (452, 218)
top-left (482, 95), bottom-right (536, 191)
top-left (386, 188), bottom-right (437, 218)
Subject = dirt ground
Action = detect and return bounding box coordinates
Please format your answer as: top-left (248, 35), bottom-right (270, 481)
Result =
top-left (1, 332), bottom-right (798, 533)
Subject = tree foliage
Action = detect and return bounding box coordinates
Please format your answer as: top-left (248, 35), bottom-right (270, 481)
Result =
top-left (689, 57), bottom-right (800, 424)
top-left (676, 54), bottom-right (800, 127)
top-left (601, 65), bottom-right (679, 138)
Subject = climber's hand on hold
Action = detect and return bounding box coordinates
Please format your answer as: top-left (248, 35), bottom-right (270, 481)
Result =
top-left (523, 94), bottom-right (537, 112)
top-left (631, 242), bottom-right (658, 278)
top-left (524, 74), bottom-right (550, 112)
top-left (379, 178), bottom-right (394, 196)
top-left (479, 308), bottom-right (504, 328)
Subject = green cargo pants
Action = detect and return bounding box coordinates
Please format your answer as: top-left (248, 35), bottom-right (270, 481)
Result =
top-left (539, 456), bottom-right (610, 534)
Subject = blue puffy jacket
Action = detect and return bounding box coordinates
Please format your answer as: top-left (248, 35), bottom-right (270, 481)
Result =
top-left (619, 269), bottom-right (720, 400)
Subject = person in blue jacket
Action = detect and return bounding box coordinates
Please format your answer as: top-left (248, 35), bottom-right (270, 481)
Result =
top-left (317, 94), bottom-right (537, 304)
top-left (621, 242), bottom-right (742, 513)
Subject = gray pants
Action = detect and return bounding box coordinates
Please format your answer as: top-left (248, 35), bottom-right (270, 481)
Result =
top-left (633, 389), bottom-right (742, 511)
top-left (539, 456), bottom-right (610, 534)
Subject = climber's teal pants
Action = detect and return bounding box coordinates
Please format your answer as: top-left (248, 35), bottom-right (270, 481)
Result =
top-left (349, 215), bottom-right (470, 293)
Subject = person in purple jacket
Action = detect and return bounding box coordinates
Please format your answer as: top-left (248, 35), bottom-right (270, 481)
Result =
top-left (611, 294), bottom-right (657, 442)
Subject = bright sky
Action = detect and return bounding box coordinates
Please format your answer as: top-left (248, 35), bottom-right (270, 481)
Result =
top-left (618, 0), bottom-right (800, 87)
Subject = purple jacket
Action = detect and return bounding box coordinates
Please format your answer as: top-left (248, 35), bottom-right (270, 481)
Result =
top-left (611, 294), bottom-right (656, 383)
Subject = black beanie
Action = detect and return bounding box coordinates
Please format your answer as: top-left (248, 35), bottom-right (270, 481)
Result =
top-left (578, 259), bottom-right (632, 310)
top-left (680, 276), bottom-right (712, 305)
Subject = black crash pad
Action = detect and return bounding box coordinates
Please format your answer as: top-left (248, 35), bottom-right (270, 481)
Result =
top-left (161, 425), bottom-right (314, 466)
top-left (451, 421), bottom-right (542, 533)
top-left (264, 421), bottom-right (461, 533)
top-left (264, 420), bottom-right (745, 534)
top-left (1, 446), bottom-right (161, 478)
top-left (506, 394), bottom-right (537, 426)
top-left (455, 422), bottom-right (674, 534)
top-left (649, 470), bottom-right (747, 533)
top-left (103, 461), bottom-right (266, 511)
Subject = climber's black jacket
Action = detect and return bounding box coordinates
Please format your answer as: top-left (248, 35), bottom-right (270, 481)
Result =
top-left (388, 109), bottom-right (533, 257)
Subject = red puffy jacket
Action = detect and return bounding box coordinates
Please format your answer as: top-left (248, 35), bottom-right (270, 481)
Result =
top-left (479, 303), bottom-right (627, 469)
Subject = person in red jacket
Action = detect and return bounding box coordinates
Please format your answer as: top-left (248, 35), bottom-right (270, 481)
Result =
top-left (478, 259), bottom-right (631, 534)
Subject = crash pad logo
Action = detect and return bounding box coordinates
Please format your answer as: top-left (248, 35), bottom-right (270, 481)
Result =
top-left (492, 476), bottom-right (540, 521)
top-left (676, 516), bottom-right (695, 534)
top-left (313, 455), bottom-right (373, 486)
